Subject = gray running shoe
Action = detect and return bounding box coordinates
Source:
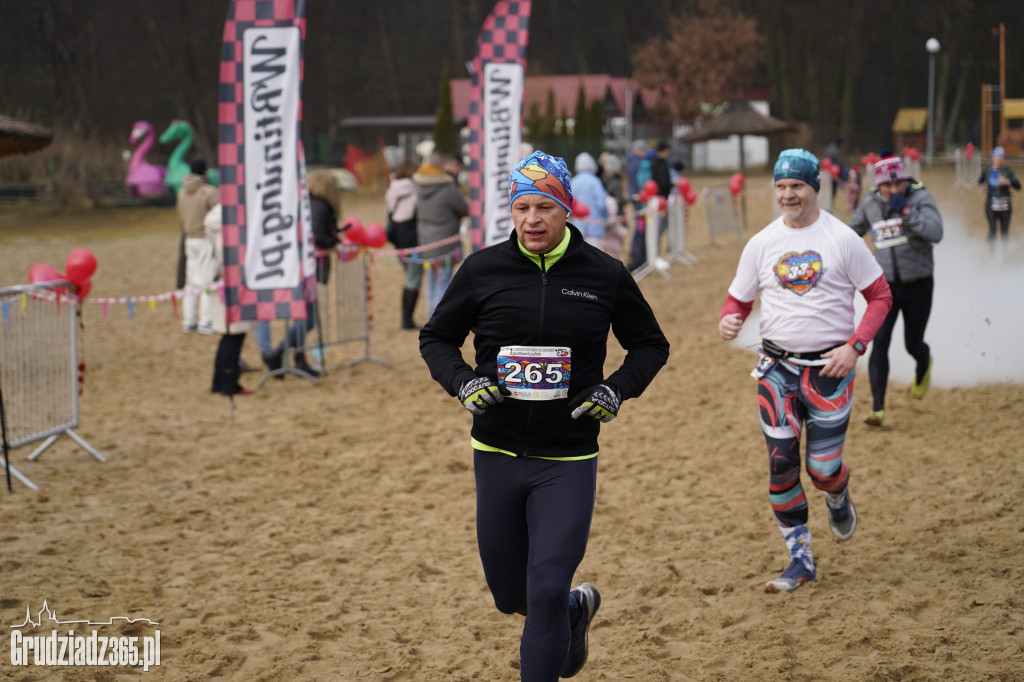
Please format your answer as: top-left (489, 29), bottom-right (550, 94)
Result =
top-left (825, 488), bottom-right (858, 542)
top-left (560, 583), bottom-right (601, 678)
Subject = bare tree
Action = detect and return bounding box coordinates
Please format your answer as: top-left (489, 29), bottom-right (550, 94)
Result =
top-left (632, 0), bottom-right (764, 123)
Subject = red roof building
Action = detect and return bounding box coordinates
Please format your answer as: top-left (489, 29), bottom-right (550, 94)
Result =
top-left (450, 74), bottom-right (661, 122)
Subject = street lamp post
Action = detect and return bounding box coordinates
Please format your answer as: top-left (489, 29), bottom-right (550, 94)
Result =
top-left (926, 38), bottom-right (941, 164)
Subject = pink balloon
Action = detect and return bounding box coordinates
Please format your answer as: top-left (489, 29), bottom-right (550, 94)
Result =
top-left (572, 199), bottom-right (590, 218)
top-left (676, 177), bottom-right (691, 195)
top-left (684, 190), bottom-right (697, 206)
top-left (907, 147), bottom-right (920, 161)
top-left (642, 179), bottom-right (658, 198)
top-left (75, 279), bottom-right (92, 299)
top-left (65, 247), bottom-right (98, 286)
top-left (363, 222), bottom-right (387, 248)
top-left (29, 263), bottom-right (64, 284)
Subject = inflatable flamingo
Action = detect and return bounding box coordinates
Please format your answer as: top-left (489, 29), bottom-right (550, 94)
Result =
top-left (159, 119), bottom-right (218, 195)
top-left (125, 121), bottom-right (168, 199)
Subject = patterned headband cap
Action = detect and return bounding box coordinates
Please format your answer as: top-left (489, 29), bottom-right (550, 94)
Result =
top-left (508, 151), bottom-right (574, 214)
top-left (773, 149), bottom-right (820, 192)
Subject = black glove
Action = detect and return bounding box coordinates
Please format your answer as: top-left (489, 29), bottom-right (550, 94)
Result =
top-left (568, 383), bottom-right (621, 423)
top-left (887, 191), bottom-right (908, 218)
top-left (459, 377), bottom-right (506, 415)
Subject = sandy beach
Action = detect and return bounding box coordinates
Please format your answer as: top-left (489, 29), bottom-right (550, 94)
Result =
top-left (1, 165), bottom-right (1022, 680)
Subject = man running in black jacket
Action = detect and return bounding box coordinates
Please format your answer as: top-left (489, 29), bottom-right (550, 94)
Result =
top-left (420, 150), bottom-right (669, 681)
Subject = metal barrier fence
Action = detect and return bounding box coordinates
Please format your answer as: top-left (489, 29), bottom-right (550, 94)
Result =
top-left (0, 281), bottom-right (105, 490)
top-left (258, 246), bottom-right (386, 386)
top-left (704, 185), bottom-right (742, 244)
top-left (632, 194), bottom-right (697, 281)
top-left (954, 148), bottom-right (981, 188)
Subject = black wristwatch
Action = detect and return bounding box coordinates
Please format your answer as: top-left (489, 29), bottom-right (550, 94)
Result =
top-left (848, 337), bottom-right (866, 355)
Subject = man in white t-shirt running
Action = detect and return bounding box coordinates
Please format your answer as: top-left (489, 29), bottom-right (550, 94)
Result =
top-left (718, 149), bottom-right (892, 593)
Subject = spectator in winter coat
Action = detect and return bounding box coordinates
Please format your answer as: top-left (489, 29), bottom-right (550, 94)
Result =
top-left (570, 151), bottom-right (609, 249)
top-left (414, 151), bottom-right (468, 320)
top-left (386, 159), bottom-right (422, 328)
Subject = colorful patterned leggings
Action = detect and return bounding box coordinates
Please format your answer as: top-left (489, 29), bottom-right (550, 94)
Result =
top-left (757, 360), bottom-right (853, 528)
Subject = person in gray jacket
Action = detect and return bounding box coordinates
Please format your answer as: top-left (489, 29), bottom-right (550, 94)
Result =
top-left (414, 151), bottom-right (469, 320)
top-left (849, 155), bottom-right (943, 427)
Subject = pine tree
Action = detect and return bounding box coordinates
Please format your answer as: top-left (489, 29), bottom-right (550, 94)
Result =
top-left (432, 64), bottom-right (458, 154)
top-left (574, 85), bottom-right (589, 140)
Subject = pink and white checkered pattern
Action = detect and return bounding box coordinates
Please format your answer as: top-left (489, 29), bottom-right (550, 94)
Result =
top-left (218, 0), bottom-right (310, 324)
top-left (467, 1), bottom-right (533, 250)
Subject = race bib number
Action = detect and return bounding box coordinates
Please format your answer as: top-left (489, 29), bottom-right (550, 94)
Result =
top-left (497, 345), bottom-right (571, 400)
top-left (990, 196), bottom-right (1010, 212)
top-left (871, 218), bottom-right (908, 249)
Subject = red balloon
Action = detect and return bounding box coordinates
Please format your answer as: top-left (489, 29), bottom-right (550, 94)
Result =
top-left (676, 177), bottom-right (691, 195)
top-left (965, 142), bottom-right (976, 160)
top-left (572, 199), bottom-right (590, 218)
top-left (363, 222), bottom-right (387, 248)
top-left (907, 147), bottom-right (920, 161)
top-left (729, 173), bottom-right (744, 195)
top-left (65, 247), bottom-right (97, 286)
top-left (75, 280), bottom-right (92, 299)
top-left (642, 179), bottom-right (658, 198)
top-left (684, 190), bottom-right (697, 206)
top-left (656, 195), bottom-right (668, 212)
top-left (343, 218), bottom-right (366, 245)
top-left (29, 263), bottom-right (64, 284)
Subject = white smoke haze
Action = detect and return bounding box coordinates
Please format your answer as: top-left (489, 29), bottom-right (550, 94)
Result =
top-left (733, 180), bottom-right (1024, 389)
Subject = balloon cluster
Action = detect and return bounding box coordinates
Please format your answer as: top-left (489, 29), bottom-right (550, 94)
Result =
top-left (341, 218), bottom-right (387, 248)
top-left (636, 181), bottom-right (670, 213)
top-left (638, 179), bottom-right (659, 203)
top-left (901, 146), bottom-right (920, 161)
top-left (676, 177), bottom-right (697, 206)
top-left (820, 158), bottom-right (840, 177)
top-left (28, 248), bottom-right (97, 299)
top-left (336, 217), bottom-right (386, 262)
top-left (859, 151), bottom-right (881, 168)
top-left (728, 172), bottom-right (745, 196)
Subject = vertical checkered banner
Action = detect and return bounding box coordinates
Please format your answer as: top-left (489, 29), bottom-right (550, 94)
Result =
top-left (467, 0), bottom-right (533, 248)
top-left (218, 0), bottom-right (315, 324)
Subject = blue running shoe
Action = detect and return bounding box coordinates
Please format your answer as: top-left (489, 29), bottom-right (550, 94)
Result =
top-left (765, 558), bottom-right (817, 593)
top-left (560, 583), bottom-right (601, 678)
top-left (825, 488), bottom-right (858, 542)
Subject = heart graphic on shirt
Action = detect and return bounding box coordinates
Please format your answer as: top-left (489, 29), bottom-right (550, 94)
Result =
top-left (774, 250), bottom-right (823, 295)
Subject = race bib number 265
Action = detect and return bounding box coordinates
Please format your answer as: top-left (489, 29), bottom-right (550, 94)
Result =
top-left (497, 346), bottom-right (571, 400)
